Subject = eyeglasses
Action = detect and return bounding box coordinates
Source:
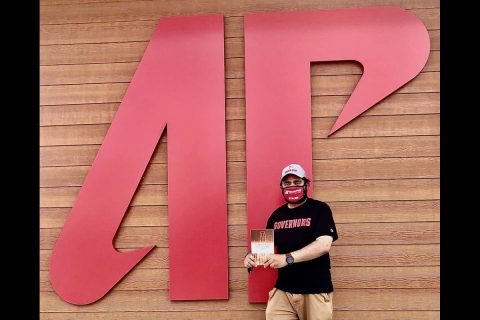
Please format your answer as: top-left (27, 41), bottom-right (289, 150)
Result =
top-left (281, 180), bottom-right (305, 188)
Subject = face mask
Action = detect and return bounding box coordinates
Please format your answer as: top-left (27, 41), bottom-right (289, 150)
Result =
top-left (282, 186), bottom-right (306, 203)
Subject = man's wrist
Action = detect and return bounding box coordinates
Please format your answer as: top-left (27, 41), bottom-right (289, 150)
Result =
top-left (291, 251), bottom-right (297, 261)
top-left (285, 252), bottom-right (295, 265)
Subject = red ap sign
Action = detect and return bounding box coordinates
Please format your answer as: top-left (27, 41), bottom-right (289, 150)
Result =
top-left (49, 7), bottom-right (429, 305)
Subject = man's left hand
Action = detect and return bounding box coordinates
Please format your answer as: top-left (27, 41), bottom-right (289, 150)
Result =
top-left (263, 254), bottom-right (288, 269)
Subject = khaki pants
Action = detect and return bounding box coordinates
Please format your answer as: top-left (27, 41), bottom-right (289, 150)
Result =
top-left (266, 288), bottom-right (333, 320)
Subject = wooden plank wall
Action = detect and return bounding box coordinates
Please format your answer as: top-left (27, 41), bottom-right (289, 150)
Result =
top-left (40, 0), bottom-right (440, 319)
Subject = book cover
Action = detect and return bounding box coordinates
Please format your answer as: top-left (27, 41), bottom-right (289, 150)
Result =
top-left (250, 229), bottom-right (274, 266)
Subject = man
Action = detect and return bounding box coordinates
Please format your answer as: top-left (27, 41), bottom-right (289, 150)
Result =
top-left (244, 163), bottom-right (338, 320)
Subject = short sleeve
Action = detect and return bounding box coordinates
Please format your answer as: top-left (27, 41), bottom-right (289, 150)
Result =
top-left (313, 202), bottom-right (338, 242)
top-left (266, 216), bottom-right (273, 229)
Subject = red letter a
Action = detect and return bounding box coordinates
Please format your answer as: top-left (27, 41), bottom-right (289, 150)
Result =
top-left (50, 15), bottom-right (228, 304)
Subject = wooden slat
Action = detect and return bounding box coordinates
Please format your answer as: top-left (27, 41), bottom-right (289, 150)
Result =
top-left (308, 50), bottom-right (440, 75)
top-left (40, 199), bottom-right (439, 229)
top-left (40, 0), bottom-right (440, 25)
top-left (40, 310), bottom-right (269, 320)
top-left (40, 123), bottom-right (111, 146)
top-left (332, 266), bottom-right (439, 288)
top-left (41, 0), bottom-right (136, 4)
top-left (40, 20), bottom-right (159, 45)
top-left (42, 0), bottom-right (440, 7)
top-left (39, 8), bottom-right (438, 46)
top-left (39, 247), bottom-right (247, 270)
top-left (41, 62), bottom-right (140, 85)
top-left (338, 222), bottom-right (439, 245)
top-left (40, 50), bottom-right (439, 85)
top-left (40, 135), bottom-right (439, 167)
top-left (330, 199), bottom-right (439, 223)
top-left (430, 29), bottom-right (439, 50)
top-left (312, 157), bottom-right (439, 180)
top-left (315, 114), bottom-right (439, 138)
top-left (40, 243), bottom-right (439, 271)
top-left (40, 265), bottom-right (439, 292)
top-left (39, 71), bottom-right (439, 105)
top-left (40, 267), bottom-right (246, 292)
top-left (331, 244), bottom-right (439, 267)
top-left (40, 142), bottom-right (167, 166)
top-left (40, 268), bottom-right (167, 292)
top-left (40, 177), bottom-right (439, 208)
top-left (40, 114), bottom-right (440, 146)
top-left (40, 82), bottom-right (128, 106)
top-left (39, 17), bottom-right (246, 45)
top-left (40, 290), bottom-right (267, 312)
top-left (40, 30), bottom-right (439, 66)
top-left (40, 222), bottom-right (439, 250)
top-left (40, 157), bottom-right (439, 188)
top-left (312, 178), bottom-right (440, 202)
top-left (224, 37), bottom-right (245, 58)
top-left (310, 72), bottom-right (439, 96)
top-left (313, 135), bottom-right (439, 160)
top-left (310, 90), bottom-right (439, 117)
top-left (40, 103), bottom-right (118, 126)
top-left (301, 50), bottom-right (435, 77)
top-left (40, 204), bottom-right (247, 228)
top-left (40, 310), bottom-right (440, 320)
top-left (40, 41), bottom-right (150, 65)
top-left (40, 288), bottom-right (439, 311)
top-left (39, 91), bottom-right (440, 126)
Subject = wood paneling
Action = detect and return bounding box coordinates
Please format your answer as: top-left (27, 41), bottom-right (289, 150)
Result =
top-left (330, 244), bottom-right (439, 267)
top-left (40, 310), bottom-right (440, 320)
top-left (40, 71), bottom-right (439, 105)
top-left (40, 244), bottom-right (439, 271)
top-left (40, 157), bottom-right (439, 187)
top-left (39, 222), bottom-right (439, 250)
top-left (40, 51), bottom-right (440, 86)
top-left (40, 9), bottom-right (438, 45)
top-left (40, 91), bottom-right (439, 126)
top-left (40, 178), bottom-right (439, 207)
top-left (313, 135), bottom-right (439, 159)
top-left (42, 0), bottom-right (440, 7)
top-left (40, 0), bottom-right (439, 318)
top-left (40, 266), bottom-right (440, 292)
top-left (40, 135), bottom-right (439, 167)
top-left (40, 51), bottom-right (439, 86)
top-left (40, 200), bottom-right (439, 229)
top-left (40, 114), bottom-right (440, 146)
top-left (40, 30), bottom-right (439, 66)
top-left (40, 0), bottom-right (440, 25)
top-left (40, 289), bottom-right (439, 312)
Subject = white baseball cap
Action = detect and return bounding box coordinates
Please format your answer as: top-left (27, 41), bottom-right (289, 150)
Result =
top-left (281, 164), bottom-right (310, 182)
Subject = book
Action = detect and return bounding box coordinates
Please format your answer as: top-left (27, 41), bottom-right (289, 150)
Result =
top-left (250, 229), bottom-right (274, 266)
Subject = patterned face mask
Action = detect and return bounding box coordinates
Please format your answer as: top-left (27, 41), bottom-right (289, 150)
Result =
top-left (282, 186), bottom-right (306, 203)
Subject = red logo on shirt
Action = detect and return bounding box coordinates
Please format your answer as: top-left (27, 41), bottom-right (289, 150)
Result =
top-left (274, 218), bottom-right (312, 229)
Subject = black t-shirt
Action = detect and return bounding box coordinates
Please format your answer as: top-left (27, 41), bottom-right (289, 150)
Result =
top-left (266, 198), bottom-right (338, 294)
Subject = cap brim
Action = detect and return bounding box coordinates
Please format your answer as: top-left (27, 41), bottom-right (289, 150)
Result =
top-left (281, 173), bottom-right (310, 181)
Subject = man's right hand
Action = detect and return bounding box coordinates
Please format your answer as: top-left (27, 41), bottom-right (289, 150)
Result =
top-left (244, 253), bottom-right (257, 268)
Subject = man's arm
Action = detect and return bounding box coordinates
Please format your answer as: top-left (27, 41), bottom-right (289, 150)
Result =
top-left (291, 235), bottom-right (333, 263)
top-left (263, 235), bottom-right (333, 269)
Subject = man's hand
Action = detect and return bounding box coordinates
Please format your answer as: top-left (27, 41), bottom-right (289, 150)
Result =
top-left (244, 253), bottom-right (257, 268)
top-left (264, 254), bottom-right (288, 269)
